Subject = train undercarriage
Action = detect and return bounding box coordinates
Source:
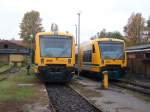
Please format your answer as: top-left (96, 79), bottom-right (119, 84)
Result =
top-left (36, 64), bottom-right (74, 83)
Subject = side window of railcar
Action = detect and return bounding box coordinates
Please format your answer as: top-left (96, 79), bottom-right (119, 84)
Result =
top-left (83, 50), bottom-right (92, 62)
top-left (92, 45), bottom-right (95, 53)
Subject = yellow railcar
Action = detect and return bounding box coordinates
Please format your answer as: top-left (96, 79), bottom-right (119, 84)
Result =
top-left (34, 31), bottom-right (75, 83)
top-left (76, 38), bottom-right (127, 79)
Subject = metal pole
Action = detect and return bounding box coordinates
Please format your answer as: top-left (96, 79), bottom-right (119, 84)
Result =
top-left (30, 40), bottom-right (32, 65)
top-left (30, 34), bottom-right (33, 65)
top-left (77, 12), bottom-right (80, 77)
top-left (75, 24), bottom-right (77, 45)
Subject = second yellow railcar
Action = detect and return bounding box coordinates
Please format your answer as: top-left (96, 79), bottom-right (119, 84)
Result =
top-left (76, 38), bottom-right (127, 79)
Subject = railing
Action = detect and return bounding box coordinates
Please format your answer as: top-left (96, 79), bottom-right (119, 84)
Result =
top-left (0, 48), bottom-right (30, 54)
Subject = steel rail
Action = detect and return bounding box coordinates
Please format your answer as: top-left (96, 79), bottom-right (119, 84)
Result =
top-left (113, 79), bottom-right (150, 89)
top-left (113, 81), bottom-right (150, 95)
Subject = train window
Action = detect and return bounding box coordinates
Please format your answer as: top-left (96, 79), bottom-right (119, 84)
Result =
top-left (40, 37), bottom-right (72, 58)
top-left (83, 50), bottom-right (92, 62)
top-left (92, 45), bottom-right (95, 53)
top-left (99, 42), bottom-right (124, 59)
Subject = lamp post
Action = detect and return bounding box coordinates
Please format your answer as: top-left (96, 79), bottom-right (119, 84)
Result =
top-left (77, 12), bottom-right (80, 77)
top-left (30, 34), bottom-right (33, 65)
top-left (27, 34), bottom-right (33, 75)
top-left (75, 24), bottom-right (77, 45)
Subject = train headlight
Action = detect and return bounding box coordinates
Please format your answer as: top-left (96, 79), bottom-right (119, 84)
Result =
top-left (41, 58), bottom-right (44, 64)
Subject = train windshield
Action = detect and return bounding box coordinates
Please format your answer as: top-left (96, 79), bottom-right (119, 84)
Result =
top-left (99, 42), bottom-right (124, 60)
top-left (40, 35), bottom-right (72, 58)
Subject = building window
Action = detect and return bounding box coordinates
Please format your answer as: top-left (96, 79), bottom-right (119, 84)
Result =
top-left (145, 53), bottom-right (150, 59)
top-left (4, 44), bottom-right (8, 48)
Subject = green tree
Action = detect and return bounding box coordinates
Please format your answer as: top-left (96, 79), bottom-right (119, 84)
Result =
top-left (124, 13), bottom-right (145, 45)
top-left (147, 17), bottom-right (150, 39)
top-left (99, 29), bottom-right (107, 38)
top-left (111, 31), bottom-right (123, 39)
top-left (19, 10), bottom-right (44, 42)
top-left (98, 29), bottom-right (123, 40)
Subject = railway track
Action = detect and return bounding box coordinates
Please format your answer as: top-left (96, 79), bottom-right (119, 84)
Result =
top-left (112, 79), bottom-right (150, 95)
top-left (45, 84), bottom-right (102, 112)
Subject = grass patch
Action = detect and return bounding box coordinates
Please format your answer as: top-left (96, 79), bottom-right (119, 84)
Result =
top-left (0, 74), bottom-right (7, 80)
top-left (0, 67), bottom-right (40, 102)
top-left (9, 68), bottom-right (38, 83)
top-left (0, 65), bottom-right (10, 73)
top-left (0, 62), bottom-right (7, 67)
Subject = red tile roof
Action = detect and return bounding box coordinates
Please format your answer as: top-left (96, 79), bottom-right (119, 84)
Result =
top-left (0, 40), bottom-right (29, 48)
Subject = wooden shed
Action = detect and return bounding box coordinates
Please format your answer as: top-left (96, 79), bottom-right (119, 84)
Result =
top-left (126, 44), bottom-right (150, 79)
top-left (0, 40), bottom-right (30, 66)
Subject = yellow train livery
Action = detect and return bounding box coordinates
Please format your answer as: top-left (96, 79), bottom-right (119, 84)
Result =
top-left (76, 38), bottom-right (127, 79)
top-left (34, 31), bottom-right (75, 83)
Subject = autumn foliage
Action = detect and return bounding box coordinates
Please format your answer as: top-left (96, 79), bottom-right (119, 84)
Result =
top-left (124, 13), bottom-right (145, 46)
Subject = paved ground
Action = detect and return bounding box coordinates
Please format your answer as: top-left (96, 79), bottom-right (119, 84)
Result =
top-left (70, 77), bottom-right (150, 112)
top-left (22, 84), bottom-right (51, 112)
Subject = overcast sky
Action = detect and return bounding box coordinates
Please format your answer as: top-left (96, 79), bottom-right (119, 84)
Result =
top-left (0, 0), bottom-right (150, 42)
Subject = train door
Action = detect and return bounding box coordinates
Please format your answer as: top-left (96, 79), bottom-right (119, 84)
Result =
top-left (92, 44), bottom-right (95, 63)
top-left (91, 42), bottom-right (101, 72)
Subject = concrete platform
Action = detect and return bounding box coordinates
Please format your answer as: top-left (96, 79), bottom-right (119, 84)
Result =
top-left (70, 77), bottom-right (150, 112)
